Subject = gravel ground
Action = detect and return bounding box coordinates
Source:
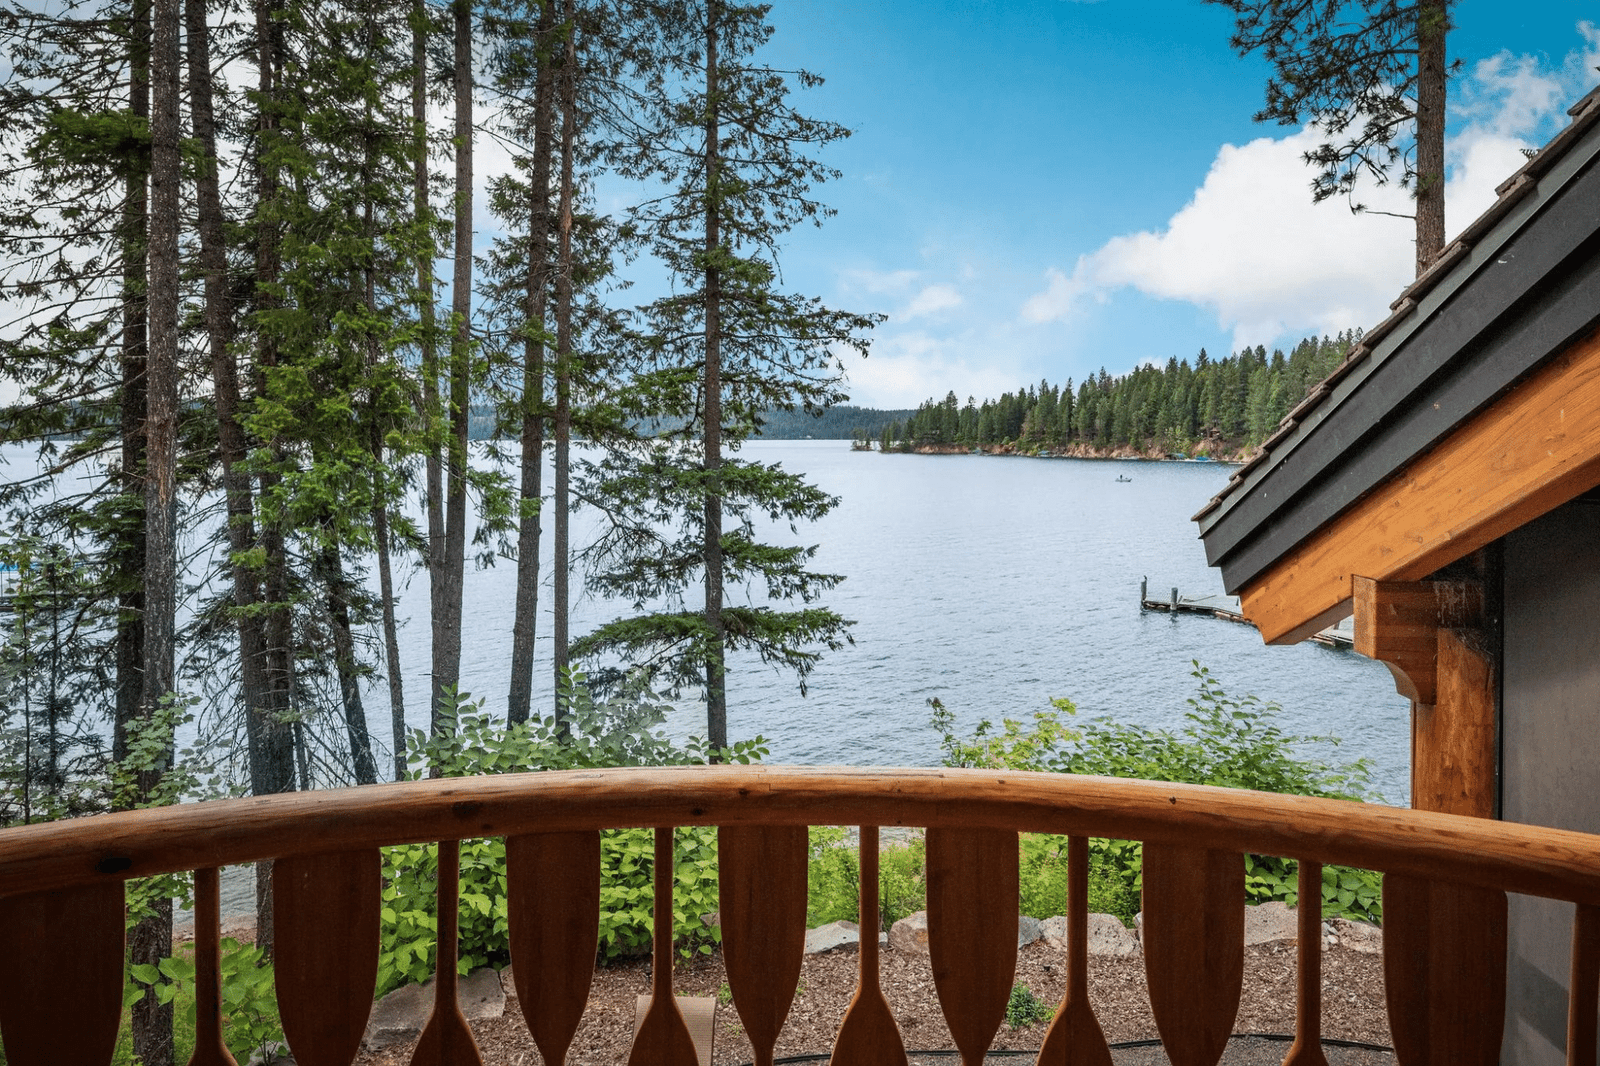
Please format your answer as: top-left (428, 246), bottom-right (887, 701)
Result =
top-left (351, 938), bottom-right (1391, 1066)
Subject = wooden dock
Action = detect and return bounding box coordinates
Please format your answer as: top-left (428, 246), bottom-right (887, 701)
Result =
top-left (1140, 578), bottom-right (1354, 649)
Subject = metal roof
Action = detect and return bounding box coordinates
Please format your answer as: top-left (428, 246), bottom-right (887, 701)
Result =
top-left (1196, 86), bottom-right (1600, 597)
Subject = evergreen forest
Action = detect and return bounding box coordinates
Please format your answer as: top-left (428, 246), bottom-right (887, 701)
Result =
top-left (883, 332), bottom-right (1361, 458)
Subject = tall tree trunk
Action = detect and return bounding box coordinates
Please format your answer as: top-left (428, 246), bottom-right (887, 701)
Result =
top-left (186, 0), bottom-right (273, 792)
top-left (506, 0), bottom-right (558, 726)
top-left (134, 0), bottom-right (181, 1061)
top-left (701, 0), bottom-right (727, 753)
top-left (373, 480), bottom-right (407, 780)
top-left (316, 535), bottom-right (379, 785)
top-left (552, 5), bottom-right (576, 718)
top-left (434, 0), bottom-right (472, 732)
top-left (115, 0), bottom-right (150, 769)
top-left (418, 0), bottom-right (446, 740)
top-left (251, 0), bottom-right (297, 957)
top-left (1413, 0), bottom-right (1447, 276)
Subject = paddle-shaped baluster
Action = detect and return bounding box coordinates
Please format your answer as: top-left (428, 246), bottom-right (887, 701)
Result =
top-left (627, 827), bottom-right (700, 1066)
top-left (190, 867), bottom-right (238, 1066)
top-left (830, 826), bottom-right (909, 1066)
top-left (0, 881), bottom-right (124, 1066)
top-left (1036, 836), bottom-right (1112, 1066)
top-left (412, 839), bottom-right (485, 1066)
top-left (275, 850), bottom-right (381, 1066)
top-left (718, 825), bottom-right (808, 1066)
top-left (1568, 903), bottom-right (1600, 1066)
top-left (1382, 874), bottom-right (1505, 1066)
top-left (1141, 843), bottom-right (1244, 1066)
top-left (505, 831), bottom-right (601, 1065)
top-left (1280, 860), bottom-right (1328, 1066)
top-left (927, 826), bottom-right (1019, 1066)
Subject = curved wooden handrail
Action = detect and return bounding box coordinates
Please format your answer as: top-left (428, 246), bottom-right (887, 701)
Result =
top-left (4, 764), bottom-right (1600, 904)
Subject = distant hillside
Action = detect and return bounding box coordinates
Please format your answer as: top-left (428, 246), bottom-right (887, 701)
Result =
top-left (753, 405), bottom-right (916, 440)
top-left (468, 404), bottom-right (915, 441)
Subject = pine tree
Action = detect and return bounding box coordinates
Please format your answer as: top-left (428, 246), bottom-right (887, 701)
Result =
top-left (1207, 0), bottom-right (1453, 275)
top-left (576, 0), bottom-right (876, 749)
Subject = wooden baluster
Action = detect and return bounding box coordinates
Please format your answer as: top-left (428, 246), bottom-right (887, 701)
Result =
top-left (830, 826), bottom-right (909, 1066)
top-left (275, 850), bottom-right (381, 1066)
top-left (927, 826), bottom-right (1019, 1066)
top-left (1281, 860), bottom-right (1328, 1066)
top-left (1036, 836), bottom-right (1112, 1066)
top-left (718, 825), bottom-right (808, 1066)
top-left (1141, 843), bottom-right (1244, 1066)
top-left (1382, 874), bottom-right (1505, 1066)
top-left (627, 826), bottom-right (700, 1066)
top-left (190, 867), bottom-right (238, 1066)
top-left (505, 831), bottom-right (601, 1065)
top-left (0, 881), bottom-right (124, 1066)
top-left (412, 839), bottom-right (485, 1066)
top-left (1568, 903), bottom-right (1600, 1066)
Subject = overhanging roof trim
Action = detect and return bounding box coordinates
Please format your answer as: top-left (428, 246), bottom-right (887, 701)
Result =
top-left (1193, 86), bottom-right (1600, 538)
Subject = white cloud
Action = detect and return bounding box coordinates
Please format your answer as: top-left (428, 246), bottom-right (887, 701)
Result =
top-left (899, 283), bottom-right (963, 321)
top-left (842, 330), bottom-right (1017, 409)
top-left (1021, 24), bottom-right (1600, 352)
top-left (1022, 126), bottom-right (1415, 350)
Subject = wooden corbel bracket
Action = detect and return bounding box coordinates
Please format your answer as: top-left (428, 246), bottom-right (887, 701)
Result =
top-left (1352, 576), bottom-right (1485, 704)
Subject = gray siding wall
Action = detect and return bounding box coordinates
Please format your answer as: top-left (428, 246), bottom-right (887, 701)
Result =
top-left (1503, 499), bottom-right (1600, 1065)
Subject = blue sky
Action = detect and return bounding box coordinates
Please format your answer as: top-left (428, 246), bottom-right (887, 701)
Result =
top-left (703, 1), bottom-right (1600, 409)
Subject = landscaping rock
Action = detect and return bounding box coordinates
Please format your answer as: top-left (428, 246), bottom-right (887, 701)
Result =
top-left (1040, 915), bottom-right (1067, 952)
top-left (1086, 913), bottom-right (1139, 957)
top-left (1328, 917), bottom-right (1383, 954)
top-left (1017, 914), bottom-right (1043, 948)
top-left (246, 1041), bottom-right (294, 1065)
top-left (362, 967), bottom-right (506, 1050)
top-left (1244, 901), bottom-right (1300, 945)
top-left (805, 920), bottom-right (861, 955)
top-left (889, 911), bottom-right (929, 954)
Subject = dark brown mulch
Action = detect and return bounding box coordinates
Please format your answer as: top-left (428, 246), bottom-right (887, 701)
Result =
top-left (351, 938), bottom-right (1390, 1066)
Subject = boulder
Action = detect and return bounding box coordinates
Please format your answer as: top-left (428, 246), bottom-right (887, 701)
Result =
top-left (1040, 915), bottom-right (1067, 952)
top-left (1244, 901), bottom-right (1300, 945)
top-left (1085, 913), bottom-right (1139, 957)
top-left (805, 920), bottom-right (860, 955)
top-left (1328, 917), bottom-right (1383, 954)
top-left (362, 967), bottom-right (507, 1051)
top-left (1022, 914), bottom-right (1137, 956)
top-left (889, 911), bottom-right (929, 955)
top-left (1017, 915), bottom-right (1043, 948)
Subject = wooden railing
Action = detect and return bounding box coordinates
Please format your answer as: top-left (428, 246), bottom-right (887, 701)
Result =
top-left (2, 765), bottom-right (1599, 1066)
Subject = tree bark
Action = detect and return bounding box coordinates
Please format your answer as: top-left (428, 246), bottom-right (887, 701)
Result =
top-left (251, 0), bottom-right (297, 957)
top-left (433, 0), bottom-right (472, 734)
top-left (507, 0), bottom-right (558, 726)
top-left (134, 0), bottom-right (181, 1060)
top-left (316, 535), bottom-right (379, 785)
top-left (552, 3), bottom-right (576, 717)
top-left (186, 0), bottom-right (272, 794)
top-left (702, 0), bottom-right (727, 753)
top-left (1413, 0), bottom-right (1448, 276)
top-left (415, 0), bottom-right (445, 741)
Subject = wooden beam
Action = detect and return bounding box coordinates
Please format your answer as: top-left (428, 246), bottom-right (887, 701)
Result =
top-left (1352, 578), bottom-right (1484, 704)
top-left (1239, 324), bottom-right (1600, 645)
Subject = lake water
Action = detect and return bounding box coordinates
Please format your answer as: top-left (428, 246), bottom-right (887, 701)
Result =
top-left (0, 439), bottom-right (1411, 803)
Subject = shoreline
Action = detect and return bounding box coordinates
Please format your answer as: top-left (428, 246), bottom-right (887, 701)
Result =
top-left (860, 441), bottom-right (1253, 463)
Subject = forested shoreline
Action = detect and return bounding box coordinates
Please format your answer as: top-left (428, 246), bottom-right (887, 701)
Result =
top-left (872, 331), bottom-right (1360, 461)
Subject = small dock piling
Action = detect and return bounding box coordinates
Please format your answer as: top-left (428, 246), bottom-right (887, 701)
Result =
top-left (1140, 577), bottom-right (1354, 649)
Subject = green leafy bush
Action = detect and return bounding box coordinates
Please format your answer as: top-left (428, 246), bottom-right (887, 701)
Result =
top-left (125, 938), bottom-right (282, 1063)
top-left (805, 826), bottom-right (926, 930)
top-left (1005, 982), bottom-right (1054, 1029)
top-left (932, 662), bottom-right (1384, 925)
top-left (376, 674), bottom-right (764, 994)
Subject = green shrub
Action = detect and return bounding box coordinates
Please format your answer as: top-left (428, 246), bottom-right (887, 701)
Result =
top-left (805, 826), bottom-right (926, 930)
top-left (1005, 982), bottom-right (1054, 1029)
top-left (932, 662), bottom-right (1385, 924)
top-left (376, 674), bottom-right (762, 994)
top-left (124, 938), bottom-right (282, 1064)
